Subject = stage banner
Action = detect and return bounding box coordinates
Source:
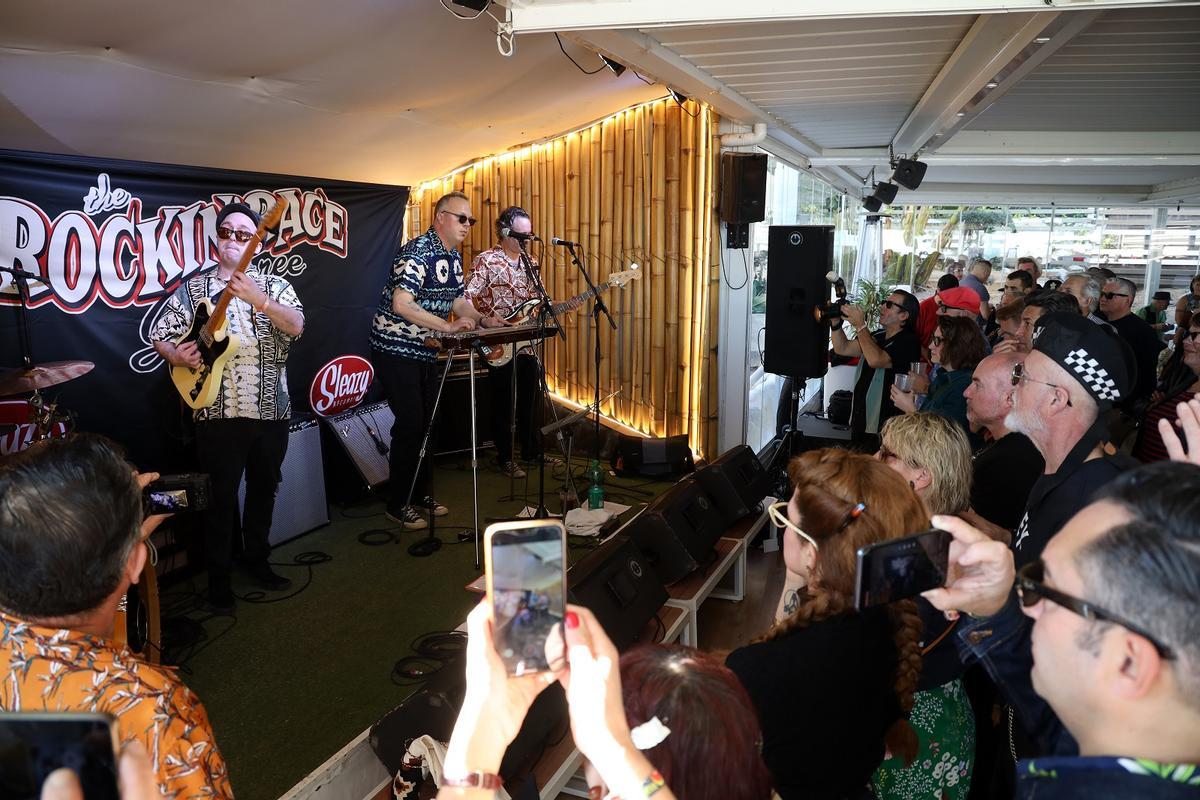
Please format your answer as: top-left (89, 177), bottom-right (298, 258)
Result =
top-left (0, 149), bottom-right (408, 468)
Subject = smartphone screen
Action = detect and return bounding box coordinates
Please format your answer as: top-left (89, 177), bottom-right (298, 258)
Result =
top-left (0, 712), bottom-right (120, 800)
top-left (855, 528), bottom-right (951, 609)
top-left (485, 521), bottom-right (567, 676)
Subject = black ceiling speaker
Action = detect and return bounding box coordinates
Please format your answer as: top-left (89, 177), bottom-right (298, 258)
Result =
top-left (862, 195), bottom-right (883, 213)
top-left (891, 158), bottom-right (928, 191)
top-left (872, 181), bottom-right (899, 205)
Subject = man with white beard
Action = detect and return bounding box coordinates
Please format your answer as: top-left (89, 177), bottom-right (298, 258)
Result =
top-left (1006, 312), bottom-right (1134, 568)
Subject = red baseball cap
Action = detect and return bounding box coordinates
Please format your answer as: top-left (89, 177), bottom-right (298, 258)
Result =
top-left (939, 286), bottom-right (981, 314)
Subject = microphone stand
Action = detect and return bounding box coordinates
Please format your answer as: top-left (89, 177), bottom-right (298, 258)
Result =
top-left (0, 265), bottom-right (35, 371)
top-left (562, 243), bottom-right (616, 462)
top-left (515, 237), bottom-right (564, 518)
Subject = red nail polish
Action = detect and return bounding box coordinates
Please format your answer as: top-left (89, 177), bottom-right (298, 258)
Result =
top-left (565, 611), bottom-right (579, 629)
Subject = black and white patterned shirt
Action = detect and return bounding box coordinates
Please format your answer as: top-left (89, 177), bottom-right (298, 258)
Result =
top-left (151, 266), bottom-right (303, 422)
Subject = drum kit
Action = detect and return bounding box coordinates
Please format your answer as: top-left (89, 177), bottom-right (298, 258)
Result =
top-left (0, 265), bottom-right (91, 452)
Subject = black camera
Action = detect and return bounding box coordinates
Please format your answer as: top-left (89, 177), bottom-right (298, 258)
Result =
top-left (143, 473), bottom-right (211, 515)
top-left (821, 297), bottom-right (851, 323)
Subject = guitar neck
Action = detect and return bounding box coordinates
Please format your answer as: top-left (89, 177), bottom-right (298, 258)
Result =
top-left (203, 233), bottom-right (270, 336)
top-left (554, 282), bottom-right (612, 314)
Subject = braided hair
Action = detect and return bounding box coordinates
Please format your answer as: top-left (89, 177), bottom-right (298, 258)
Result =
top-left (755, 448), bottom-right (929, 764)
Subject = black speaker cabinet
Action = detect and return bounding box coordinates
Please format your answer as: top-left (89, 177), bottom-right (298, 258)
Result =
top-left (610, 433), bottom-right (694, 478)
top-left (321, 401), bottom-right (394, 502)
top-left (764, 225), bottom-right (834, 379)
top-left (568, 534), bottom-right (668, 651)
top-left (625, 475), bottom-right (725, 584)
top-left (237, 415), bottom-right (329, 546)
top-left (695, 444), bottom-right (772, 525)
top-left (433, 353), bottom-right (494, 456)
top-left (719, 152), bottom-right (768, 224)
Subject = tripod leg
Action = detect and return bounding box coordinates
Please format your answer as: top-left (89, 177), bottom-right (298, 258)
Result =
top-left (403, 356), bottom-right (456, 523)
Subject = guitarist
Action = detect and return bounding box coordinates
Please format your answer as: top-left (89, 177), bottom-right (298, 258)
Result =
top-left (151, 202), bottom-right (305, 613)
top-left (464, 205), bottom-right (547, 479)
top-left (369, 191), bottom-right (505, 530)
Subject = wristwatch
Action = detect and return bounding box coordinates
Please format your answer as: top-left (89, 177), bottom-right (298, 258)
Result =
top-left (442, 771), bottom-right (504, 790)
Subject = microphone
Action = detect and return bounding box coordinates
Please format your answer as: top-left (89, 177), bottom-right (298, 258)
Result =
top-left (500, 227), bottom-right (540, 242)
top-left (550, 236), bottom-right (580, 247)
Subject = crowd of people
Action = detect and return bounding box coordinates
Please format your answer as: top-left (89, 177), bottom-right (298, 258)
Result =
top-left (3, 208), bottom-right (1199, 800)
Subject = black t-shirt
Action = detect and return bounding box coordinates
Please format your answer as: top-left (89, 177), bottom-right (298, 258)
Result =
top-left (972, 432), bottom-right (1045, 531)
top-left (1012, 456), bottom-right (1128, 568)
top-left (726, 608), bottom-right (901, 800)
top-left (1108, 312), bottom-right (1166, 404)
top-left (850, 327), bottom-right (922, 436)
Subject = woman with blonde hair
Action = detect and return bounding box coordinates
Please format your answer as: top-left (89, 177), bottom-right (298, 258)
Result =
top-left (873, 412), bottom-right (976, 799)
top-left (726, 448), bottom-right (926, 800)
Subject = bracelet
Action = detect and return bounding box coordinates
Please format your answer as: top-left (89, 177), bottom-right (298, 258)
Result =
top-left (855, 325), bottom-right (869, 334)
top-left (641, 769), bottom-right (667, 799)
top-left (256, 297), bottom-right (270, 313)
top-left (441, 771), bottom-right (503, 790)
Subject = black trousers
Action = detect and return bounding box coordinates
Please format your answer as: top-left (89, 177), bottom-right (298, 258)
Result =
top-left (488, 352), bottom-right (543, 464)
top-left (195, 418), bottom-right (289, 593)
top-left (373, 349), bottom-right (439, 511)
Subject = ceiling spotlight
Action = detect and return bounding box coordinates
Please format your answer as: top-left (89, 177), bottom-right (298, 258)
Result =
top-left (600, 55), bottom-right (626, 77)
top-left (890, 158), bottom-right (928, 191)
top-left (956, 111), bottom-right (966, 117)
top-left (872, 181), bottom-right (899, 205)
top-left (986, 81), bottom-right (999, 89)
top-left (669, 88), bottom-right (689, 105)
top-left (1035, 36), bottom-right (1051, 43)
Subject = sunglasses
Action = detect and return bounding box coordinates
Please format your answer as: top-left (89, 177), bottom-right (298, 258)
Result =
top-left (1011, 362), bottom-right (1073, 406)
top-left (217, 226), bottom-right (256, 244)
top-left (439, 210), bottom-right (478, 227)
top-left (1016, 560), bottom-right (1175, 660)
top-left (930, 334), bottom-right (945, 346)
top-left (768, 500), bottom-right (867, 549)
top-left (1002, 286), bottom-right (1024, 294)
top-left (882, 300), bottom-right (903, 310)
top-left (1181, 330), bottom-right (1200, 342)
top-left (1099, 291), bottom-right (1130, 300)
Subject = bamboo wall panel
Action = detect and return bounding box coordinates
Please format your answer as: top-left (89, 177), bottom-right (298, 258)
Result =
top-left (405, 99), bottom-right (719, 458)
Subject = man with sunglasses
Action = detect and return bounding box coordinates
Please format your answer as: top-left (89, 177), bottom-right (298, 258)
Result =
top-left (369, 191), bottom-right (503, 530)
top-left (1099, 277), bottom-right (1166, 408)
top-left (151, 202), bottom-right (305, 612)
top-left (923, 461), bottom-right (1200, 798)
top-left (831, 290), bottom-right (921, 450)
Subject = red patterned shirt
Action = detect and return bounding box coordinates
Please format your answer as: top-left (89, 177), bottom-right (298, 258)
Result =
top-left (465, 246), bottom-right (541, 319)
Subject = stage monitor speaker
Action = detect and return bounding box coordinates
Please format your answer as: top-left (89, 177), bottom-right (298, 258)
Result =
top-left (610, 433), bottom-right (694, 478)
top-left (695, 444), bottom-right (772, 525)
top-left (764, 225), bottom-right (834, 379)
top-left (321, 401), bottom-right (393, 501)
top-left (568, 534), bottom-right (668, 651)
top-left (719, 153), bottom-right (768, 224)
top-left (625, 475), bottom-right (724, 584)
top-left (237, 415), bottom-right (329, 546)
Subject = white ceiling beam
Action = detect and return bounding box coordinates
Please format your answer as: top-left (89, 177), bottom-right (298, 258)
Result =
top-left (889, 10), bottom-right (1088, 157)
top-left (1143, 176), bottom-right (1200, 203)
top-left (562, 29), bottom-right (865, 193)
top-left (507, 0), bottom-right (1182, 34)
top-left (914, 10), bottom-right (1104, 155)
top-left (936, 131), bottom-right (1200, 156)
top-left (896, 183), bottom-right (1155, 205)
top-left (811, 154), bottom-right (1200, 167)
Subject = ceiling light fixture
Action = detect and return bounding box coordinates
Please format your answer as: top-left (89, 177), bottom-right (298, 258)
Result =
top-left (1035, 36), bottom-right (1051, 43)
top-left (600, 55), bottom-right (626, 77)
top-left (986, 81), bottom-right (999, 89)
top-left (669, 88), bottom-right (689, 105)
top-left (956, 111), bottom-right (966, 117)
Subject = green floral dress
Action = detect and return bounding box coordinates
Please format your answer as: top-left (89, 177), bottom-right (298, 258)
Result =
top-left (871, 677), bottom-right (975, 799)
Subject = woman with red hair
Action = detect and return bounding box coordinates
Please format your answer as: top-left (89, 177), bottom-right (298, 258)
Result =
top-left (726, 448), bottom-right (927, 799)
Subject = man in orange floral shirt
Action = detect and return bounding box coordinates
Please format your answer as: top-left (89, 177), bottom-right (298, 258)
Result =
top-left (0, 435), bottom-right (232, 799)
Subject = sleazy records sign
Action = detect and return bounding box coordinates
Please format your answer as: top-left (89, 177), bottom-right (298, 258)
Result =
top-left (0, 149), bottom-right (408, 468)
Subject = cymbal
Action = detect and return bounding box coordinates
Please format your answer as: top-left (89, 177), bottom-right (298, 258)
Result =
top-left (0, 361), bottom-right (95, 396)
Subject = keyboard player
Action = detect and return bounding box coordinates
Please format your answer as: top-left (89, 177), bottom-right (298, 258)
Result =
top-left (368, 191), bottom-right (506, 529)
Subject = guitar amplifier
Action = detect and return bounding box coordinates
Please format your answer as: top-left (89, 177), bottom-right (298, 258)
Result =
top-left (237, 415), bottom-right (330, 547)
top-left (321, 401), bottom-right (394, 501)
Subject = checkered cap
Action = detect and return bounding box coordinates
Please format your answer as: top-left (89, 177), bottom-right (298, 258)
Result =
top-left (1032, 312), bottom-right (1131, 406)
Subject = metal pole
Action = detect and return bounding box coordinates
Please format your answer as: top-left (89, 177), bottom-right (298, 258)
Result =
top-left (469, 348), bottom-right (481, 570)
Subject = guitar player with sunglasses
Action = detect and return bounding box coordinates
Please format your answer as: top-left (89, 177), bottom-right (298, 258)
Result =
top-left (151, 202), bottom-right (305, 613)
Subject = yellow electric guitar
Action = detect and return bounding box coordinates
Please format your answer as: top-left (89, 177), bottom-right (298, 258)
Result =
top-left (485, 265), bottom-right (641, 367)
top-left (170, 200), bottom-right (285, 409)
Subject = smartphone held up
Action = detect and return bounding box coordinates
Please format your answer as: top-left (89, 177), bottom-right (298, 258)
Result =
top-left (484, 519), bottom-right (567, 676)
top-left (854, 528), bottom-right (951, 610)
top-left (0, 712), bottom-right (120, 800)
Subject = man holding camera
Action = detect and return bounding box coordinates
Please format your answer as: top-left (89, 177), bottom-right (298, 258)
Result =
top-left (830, 290), bottom-right (921, 450)
top-left (924, 460), bottom-right (1200, 798)
top-left (0, 435), bottom-right (232, 799)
